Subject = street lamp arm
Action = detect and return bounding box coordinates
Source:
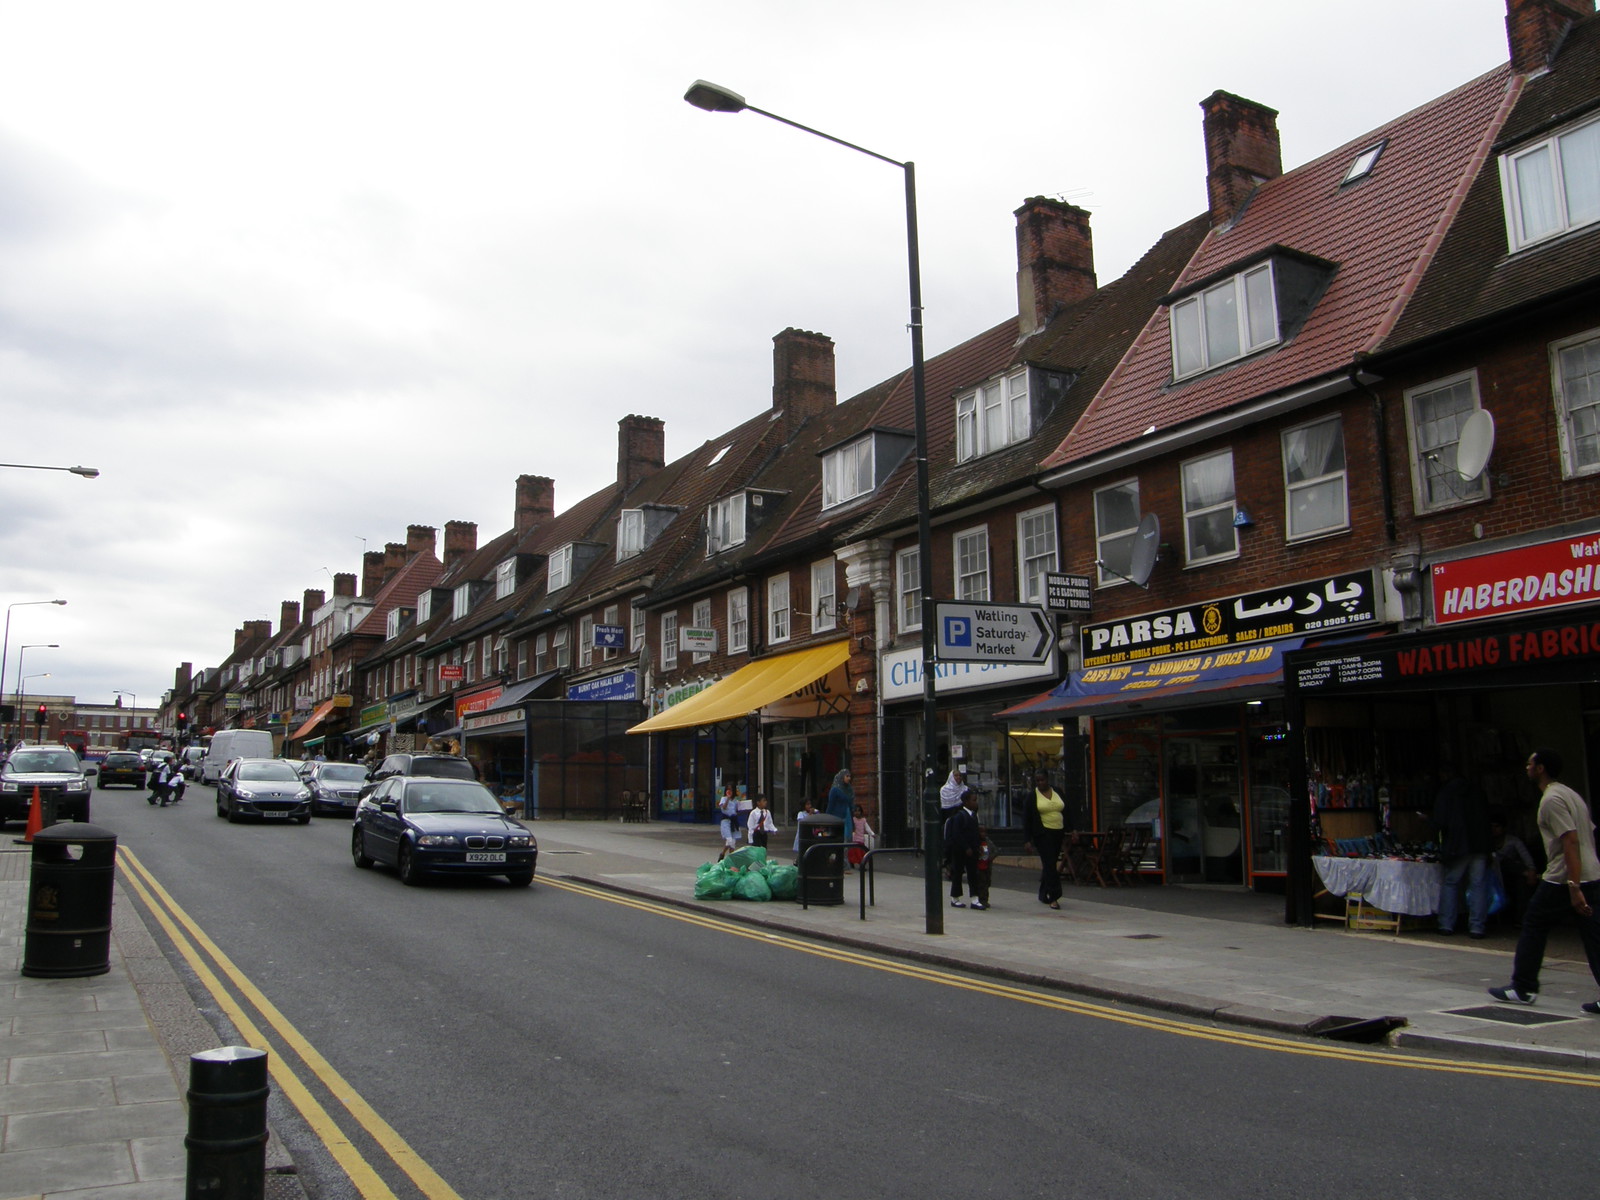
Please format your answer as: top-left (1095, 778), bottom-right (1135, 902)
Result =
top-left (683, 81), bottom-right (906, 169)
top-left (0, 463), bottom-right (100, 478)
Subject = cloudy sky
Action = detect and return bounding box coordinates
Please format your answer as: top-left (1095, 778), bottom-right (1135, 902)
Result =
top-left (0, 0), bottom-right (1514, 714)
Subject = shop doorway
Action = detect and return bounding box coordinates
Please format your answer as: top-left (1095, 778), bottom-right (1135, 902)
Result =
top-left (1164, 736), bottom-right (1243, 884)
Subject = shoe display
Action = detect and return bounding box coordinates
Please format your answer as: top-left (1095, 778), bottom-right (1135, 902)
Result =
top-left (1488, 985), bottom-right (1537, 1005)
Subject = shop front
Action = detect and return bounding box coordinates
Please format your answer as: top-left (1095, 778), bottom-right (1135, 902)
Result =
top-left (456, 672), bottom-right (563, 796)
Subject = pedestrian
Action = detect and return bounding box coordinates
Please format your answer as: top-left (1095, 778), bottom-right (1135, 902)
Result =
top-left (793, 801), bottom-right (817, 856)
top-left (1433, 761), bottom-right (1492, 938)
top-left (938, 767), bottom-right (968, 816)
top-left (848, 803), bottom-right (877, 868)
top-left (945, 790), bottom-right (985, 909)
top-left (148, 762), bottom-right (170, 807)
top-left (825, 769), bottom-right (854, 826)
top-left (716, 786), bottom-right (741, 861)
top-left (166, 760), bottom-right (186, 804)
top-left (1491, 812), bottom-right (1538, 927)
top-left (1027, 770), bottom-right (1067, 909)
top-left (1488, 747), bottom-right (1600, 1012)
top-left (735, 785), bottom-right (754, 843)
top-left (747, 795), bottom-right (777, 850)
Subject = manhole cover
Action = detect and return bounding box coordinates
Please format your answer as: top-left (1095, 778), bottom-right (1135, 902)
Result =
top-left (1443, 1005), bottom-right (1576, 1026)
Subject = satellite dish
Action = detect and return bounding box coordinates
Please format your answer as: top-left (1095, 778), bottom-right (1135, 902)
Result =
top-left (1128, 513), bottom-right (1161, 587)
top-left (1456, 409), bottom-right (1495, 480)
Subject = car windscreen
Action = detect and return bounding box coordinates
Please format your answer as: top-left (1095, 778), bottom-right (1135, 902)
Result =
top-left (411, 759), bottom-right (476, 780)
top-left (318, 764), bottom-right (367, 783)
top-left (105, 754), bottom-right (141, 766)
top-left (7, 751), bottom-right (81, 773)
top-left (237, 762), bottom-right (301, 782)
top-left (404, 782), bottom-right (500, 813)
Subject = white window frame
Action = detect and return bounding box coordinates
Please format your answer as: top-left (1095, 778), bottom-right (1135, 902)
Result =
top-left (953, 526), bottom-right (990, 601)
top-left (535, 633), bottom-right (548, 674)
top-left (660, 612), bottom-right (678, 670)
top-left (822, 438), bottom-right (874, 509)
top-left (811, 560), bottom-right (837, 631)
top-left (1180, 449), bottom-right (1239, 565)
top-left (579, 615), bottom-right (595, 669)
top-left (602, 605), bottom-right (619, 662)
top-left (1016, 505), bottom-right (1058, 605)
top-left (1553, 326), bottom-right (1600, 478)
top-left (1500, 111), bottom-right (1600, 252)
top-left (1094, 479), bottom-right (1141, 587)
top-left (495, 558), bottom-right (516, 600)
top-left (630, 600), bottom-right (646, 653)
top-left (417, 591), bottom-right (432, 623)
top-left (616, 509), bottom-right (644, 561)
top-left (553, 626), bottom-right (569, 670)
top-left (728, 588), bottom-right (749, 654)
top-left (955, 368), bottom-right (1030, 462)
top-left (767, 574), bottom-right (791, 644)
top-left (516, 640), bottom-right (528, 679)
top-left (1281, 416), bottom-right (1349, 541)
top-left (1403, 372), bottom-right (1488, 513)
top-left (548, 545), bottom-right (573, 591)
top-left (451, 583), bottom-right (472, 621)
top-left (692, 599), bottom-right (712, 664)
top-left (386, 609), bottom-right (404, 640)
top-left (706, 494), bottom-right (747, 555)
top-left (897, 547), bottom-right (921, 633)
top-left (1170, 263), bottom-right (1280, 379)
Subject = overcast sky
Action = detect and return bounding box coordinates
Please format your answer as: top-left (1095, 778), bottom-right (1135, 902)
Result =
top-left (0, 0), bottom-right (1515, 712)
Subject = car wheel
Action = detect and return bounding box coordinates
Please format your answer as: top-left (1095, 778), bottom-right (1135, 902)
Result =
top-left (96, 779), bottom-right (105, 790)
top-left (297, 816), bottom-right (311, 825)
top-left (352, 829), bottom-right (374, 869)
top-left (506, 871), bottom-right (534, 888)
top-left (216, 797), bottom-right (226, 817)
top-left (226, 799), bottom-right (240, 824)
top-left (397, 842), bottom-right (425, 886)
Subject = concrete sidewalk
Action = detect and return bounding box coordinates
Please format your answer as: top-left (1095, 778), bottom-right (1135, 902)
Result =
top-left (536, 819), bottom-right (1600, 1069)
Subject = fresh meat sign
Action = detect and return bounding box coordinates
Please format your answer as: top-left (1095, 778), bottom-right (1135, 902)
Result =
top-left (1431, 533), bottom-right (1600, 624)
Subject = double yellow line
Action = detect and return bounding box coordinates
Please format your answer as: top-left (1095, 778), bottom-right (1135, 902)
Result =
top-left (118, 846), bottom-right (464, 1200)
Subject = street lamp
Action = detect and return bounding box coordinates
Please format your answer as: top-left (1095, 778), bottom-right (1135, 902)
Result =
top-left (2, 600), bottom-right (67, 741)
top-left (684, 80), bottom-right (944, 934)
top-left (14, 644), bottom-right (59, 718)
top-left (0, 463), bottom-right (100, 478)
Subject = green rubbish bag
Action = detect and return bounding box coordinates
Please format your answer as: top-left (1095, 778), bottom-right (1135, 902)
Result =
top-left (765, 864), bottom-right (799, 900)
top-left (725, 845), bottom-right (768, 871)
top-left (694, 864), bottom-right (737, 900)
top-left (733, 870), bottom-right (773, 902)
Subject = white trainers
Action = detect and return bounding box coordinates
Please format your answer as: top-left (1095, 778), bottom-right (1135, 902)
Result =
top-left (1488, 985), bottom-right (1537, 1005)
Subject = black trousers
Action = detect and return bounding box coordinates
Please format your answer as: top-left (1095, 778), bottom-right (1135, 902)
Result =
top-left (1035, 829), bottom-right (1065, 903)
top-left (1511, 879), bottom-right (1600, 994)
top-left (948, 849), bottom-right (982, 901)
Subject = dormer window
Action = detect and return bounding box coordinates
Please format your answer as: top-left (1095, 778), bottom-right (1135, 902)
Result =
top-left (955, 368), bottom-right (1030, 461)
top-left (617, 510), bottom-right (644, 560)
top-left (1171, 263), bottom-right (1279, 379)
top-left (451, 583), bottom-right (473, 620)
top-left (1500, 111), bottom-right (1600, 252)
top-left (706, 494), bottom-right (747, 555)
top-left (495, 559), bottom-right (516, 600)
top-left (417, 590), bottom-right (432, 623)
top-left (385, 608), bottom-right (411, 640)
top-left (548, 544), bottom-right (574, 591)
top-left (822, 439), bottom-right (873, 508)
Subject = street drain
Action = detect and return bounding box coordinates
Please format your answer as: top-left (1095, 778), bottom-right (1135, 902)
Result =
top-left (1307, 1015), bottom-right (1407, 1043)
top-left (1443, 1005), bottom-right (1576, 1026)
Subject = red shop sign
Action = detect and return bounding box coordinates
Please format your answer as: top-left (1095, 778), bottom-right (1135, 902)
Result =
top-left (438, 664), bottom-right (465, 681)
top-left (1432, 532), bottom-right (1600, 624)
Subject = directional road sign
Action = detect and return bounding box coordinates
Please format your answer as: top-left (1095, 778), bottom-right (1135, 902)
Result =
top-left (933, 601), bottom-right (1054, 664)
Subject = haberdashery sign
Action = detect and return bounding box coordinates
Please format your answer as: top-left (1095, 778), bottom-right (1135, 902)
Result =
top-left (1079, 570), bottom-right (1377, 668)
top-left (1431, 532), bottom-right (1600, 624)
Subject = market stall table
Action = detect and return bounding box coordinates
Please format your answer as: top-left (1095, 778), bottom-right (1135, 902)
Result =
top-left (1313, 854), bottom-right (1442, 926)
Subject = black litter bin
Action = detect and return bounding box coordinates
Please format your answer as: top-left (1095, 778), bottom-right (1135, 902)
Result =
top-left (798, 813), bottom-right (845, 906)
top-left (22, 821), bottom-right (117, 979)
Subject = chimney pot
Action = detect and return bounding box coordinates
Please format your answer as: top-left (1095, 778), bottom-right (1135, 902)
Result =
top-left (516, 475), bottom-right (556, 535)
top-left (771, 329), bottom-right (836, 434)
top-left (303, 588), bottom-right (325, 616)
top-left (333, 573), bottom-right (357, 598)
top-left (1505, 0), bottom-right (1592, 73)
top-left (362, 551), bottom-right (385, 598)
top-left (1014, 198), bottom-right (1096, 337)
top-left (1201, 90), bottom-right (1282, 226)
top-left (444, 521), bottom-right (478, 571)
top-left (617, 420), bottom-right (665, 494)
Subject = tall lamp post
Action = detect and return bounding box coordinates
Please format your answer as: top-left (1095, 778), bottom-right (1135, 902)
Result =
top-left (2, 600), bottom-right (67, 741)
top-left (684, 80), bottom-right (944, 934)
top-left (15, 645), bottom-right (59, 713)
top-left (19, 672), bottom-right (51, 738)
top-left (114, 690), bottom-right (138, 754)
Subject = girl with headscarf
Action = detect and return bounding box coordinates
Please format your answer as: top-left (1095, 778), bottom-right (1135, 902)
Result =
top-left (826, 768), bottom-right (855, 867)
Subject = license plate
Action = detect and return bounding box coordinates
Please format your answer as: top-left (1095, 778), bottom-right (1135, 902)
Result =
top-left (263, 811), bottom-right (287, 819)
top-left (465, 851), bottom-right (506, 863)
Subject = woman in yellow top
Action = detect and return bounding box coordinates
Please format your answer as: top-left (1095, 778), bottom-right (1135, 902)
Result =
top-left (1029, 770), bottom-right (1066, 909)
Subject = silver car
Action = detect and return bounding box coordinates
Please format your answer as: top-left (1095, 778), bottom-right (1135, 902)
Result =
top-left (215, 759), bottom-right (312, 824)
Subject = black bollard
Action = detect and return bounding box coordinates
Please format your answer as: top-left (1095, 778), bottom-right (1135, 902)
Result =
top-left (186, 1046), bottom-right (270, 1200)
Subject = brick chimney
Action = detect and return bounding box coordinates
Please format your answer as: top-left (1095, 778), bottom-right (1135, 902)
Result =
top-left (248, 619), bottom-right (273, 641)
top-left (618, 418), bottom-right (665, 495)
top-left (1201, 91), bottom-right (1282, 227)
top-left (362, 552), bottom-right (385, 598)
top-left (333, 573), bottom-right (357, 598)
top-left (406, 524), bottom-right (436, 556)
top-left (1506, 0), bottom-right (1592, 73)
top-left (233, 626), bottom-right (250, 651)
top-left (1015, 198), bottom-right (1096, 337)
top-left (516, 475), bottom-right (556, 535)
top-left (772, 329), bottom-right (835, 433)
top-left (280, 600), bottom-right (301, 633)
top-left (382, 542), bottom-right (407, 583)
top-left (444, 521), bottom-right (478, 572)
top-left (303, 588), bottom-right (325, 618)
top-left (175, 662), bottom-right (191, 690)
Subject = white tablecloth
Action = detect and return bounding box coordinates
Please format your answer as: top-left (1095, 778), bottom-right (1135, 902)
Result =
top-left (1312, 855), bottom-right (1442, 916)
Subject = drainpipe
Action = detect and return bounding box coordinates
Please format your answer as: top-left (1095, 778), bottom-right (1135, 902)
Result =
top-left (1349, 360), bottom-right (1396, 544)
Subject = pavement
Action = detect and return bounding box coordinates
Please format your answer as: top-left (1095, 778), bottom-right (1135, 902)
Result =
top-left (3, 818), bottom-right (1599, 1199)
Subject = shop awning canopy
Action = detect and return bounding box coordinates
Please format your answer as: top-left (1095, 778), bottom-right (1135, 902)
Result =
top-left (480, 671), bottom-right (561, 715)
top-left (289, 699), bottom-right (338, 741)
top-left (997, 638), bottom-right (1304, 721)
top-left (629, 640), bottom-right (851, 734)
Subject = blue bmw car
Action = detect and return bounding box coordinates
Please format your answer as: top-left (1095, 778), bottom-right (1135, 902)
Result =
top-left (351, 776), bottom-right (536, 887)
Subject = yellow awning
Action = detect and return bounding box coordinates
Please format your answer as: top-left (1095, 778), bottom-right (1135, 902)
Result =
top-left (629, 640), bottom-right (851, 734)
top-left (290, 699), bottom-right (338, 741)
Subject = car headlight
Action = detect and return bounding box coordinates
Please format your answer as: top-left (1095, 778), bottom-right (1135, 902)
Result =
top-left (66, 781), bottom-right (89, 793)
top-left (415, 834), bottom-right (459, 847)
top-left (507, 835), bottom-right (532, 848)
top-left (295, 789), bottom-right (311, 801)
top-left (234, 788), bottom-right (255, 800)
top-left (0, 781), bottom-right (17, 792)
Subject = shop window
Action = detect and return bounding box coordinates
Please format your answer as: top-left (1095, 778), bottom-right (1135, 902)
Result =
top-left (812, 560), bottom-right (837, 631)
top-left (1405, 372), bottom-right (1487, 511)
top-left (1094, 479), bottom-right (1140, 586)
top-left (1016, 505), bottom-right (1057, 605)
top-left (768, 574), bottom-right (790, 643)
top-left (897, 547), bottom-right (921, 632)
top-left (728, 588), bottom-right (749, 654)
top-left (1181, 449), bottom-right (1238, 564)
top-left (954, 527), bottom-right (989, 601)
top-left (1281, 416), bottom-right (1347, 539)
top-left (1553, 327), bottom-right (1600, 477)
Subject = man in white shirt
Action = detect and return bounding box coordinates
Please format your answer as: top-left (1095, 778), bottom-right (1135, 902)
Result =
top-left (1489, 747), bottom-right (1600, 1013)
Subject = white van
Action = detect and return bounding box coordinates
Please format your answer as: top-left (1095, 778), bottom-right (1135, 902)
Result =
top-left (201, 729), bottom-right (276, 784)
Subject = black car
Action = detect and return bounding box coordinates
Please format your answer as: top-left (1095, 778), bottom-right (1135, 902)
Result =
top-left (358, 752), bottom-right (478, 799)
top-left (352, 777), bottom-right (535, 887)
top-left (303, 761), bottom-right (370, 816)
top-left (215, 758), bottom-right (313, 824)
top-left (97, 751), bottom-right (147, 789)
top-left (1, 745), bottom-right (91, 822)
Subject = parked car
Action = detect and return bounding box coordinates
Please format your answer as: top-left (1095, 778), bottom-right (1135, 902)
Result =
top-left (358, 752), bottom-right (477, 799)
top-left (1, 744), bottom-right (91, 822)
top-left (352, 776), bottom-right (535, 887)
top-left (179, 746), bottom-right (206, 779)
top-left (97, 751), bottom-right (147, 789)
top-left (303, 761), bottom-right (371, 817)
top-left (215, 759), bottom-right (312, 824)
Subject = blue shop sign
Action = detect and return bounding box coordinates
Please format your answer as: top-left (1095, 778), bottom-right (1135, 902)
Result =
top-left (568, 670), bottom-right (638, 702)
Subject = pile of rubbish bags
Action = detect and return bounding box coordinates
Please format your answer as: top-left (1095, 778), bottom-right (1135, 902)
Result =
top-left (694, 846), bottom-right (799, 902)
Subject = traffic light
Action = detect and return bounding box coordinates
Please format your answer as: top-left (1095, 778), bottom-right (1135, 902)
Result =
top-left (176, 711), bottom-right (188, 732)
top-left (35, 704), bottom-right (46, 727)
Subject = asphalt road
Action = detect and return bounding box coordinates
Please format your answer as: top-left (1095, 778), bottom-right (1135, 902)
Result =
top-left (106, 783), bottom-right (1599, 1200)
